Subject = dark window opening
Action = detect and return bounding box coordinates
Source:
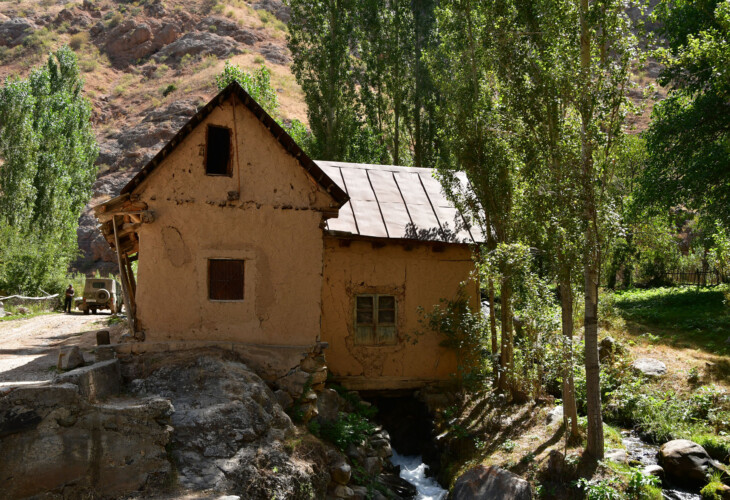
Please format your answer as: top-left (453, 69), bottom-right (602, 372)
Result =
top-left (354, 294), bottom-right (397, 345)
top-left (206, 125), bottom-right (232, 176)
top-left (209, 259), bottom-right (244, 301)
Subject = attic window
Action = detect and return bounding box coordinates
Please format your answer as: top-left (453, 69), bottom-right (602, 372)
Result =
top-left (209, 259), bottom-right (244, 301)
top-left (354, 294), bottom-right (397, 346)
top-left (206, 125), bottom-right (232, 176)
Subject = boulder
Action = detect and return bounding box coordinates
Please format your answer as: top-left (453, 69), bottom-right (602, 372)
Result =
top-left (102, 19), bottom-right (180, 66)
top-left (58, 346), bottom-right (85, 371)
top-left (130, 353), bottom-right (328, 497)
top-left (316, 388), bottom-right (340, 423)
top-left (604, 449), bottom-right (628, 464)
top-left (377, 473), bottom-right (418, 498)
top-left (546, 405), bottom-right (563, 426)
top-left (363, 456), bottom-right (382, 477)
top-left (253, 0), bottom-right (291, 22)
top-left (330, 461), bottom-right (351, 485)
top-left (258, 42), bottom-right (291, 64)
top-left (274, 389), bottom-right (293, 409)
top-left (154, 32), bottom-right (241, 63)
top-left (331, 484), bottom-right (355, 499)
top-left (197, 16), bottom-right (263, 45)
top-left (659, 439), bottom-right (724, 485)
top-left (276, 368), bottom-right (311, 399)
top-left (643, 464), bottom-right (664, 478)
top-left (351, 486), bottom-right (369, 500)
top-left (0, 18), bottom-right (37, 47)
top-left (632, 358), bottom-right (667, 377)
top-left (54, 8), bottom-right (93, 33)
top-left (450, 465), bottom-right (532, 500)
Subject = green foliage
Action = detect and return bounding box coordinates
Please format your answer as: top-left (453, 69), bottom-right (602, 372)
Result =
top-left (701, 471), bottom-right (727, 500)
top-left (287, 0), bottom-right (439, 165)
top-left (216, 61), bottom-right (279, 117)
top-left (162, 83), bottom-right (177, 97)
top-left (318, 411), bottom-right (376, 451)
top-left (419, 285), bottom-right (489, 388)
top-left (575, 477), bottom-right (623, 500)
top-left (626, 467), bottom-right (661, 499)
top-left (0, 46), bottom-right (98, 295)
top-left (640, 0), bottom-right (730, 226)
top-left (612, 286), bottom-right (730, 353)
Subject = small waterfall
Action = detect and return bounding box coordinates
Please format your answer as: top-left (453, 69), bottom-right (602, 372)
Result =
top-left (391, 450), bottom-right (448, 500)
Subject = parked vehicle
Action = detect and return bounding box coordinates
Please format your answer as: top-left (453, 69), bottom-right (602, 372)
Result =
top-left (76, 278), bottom-right (123, 314)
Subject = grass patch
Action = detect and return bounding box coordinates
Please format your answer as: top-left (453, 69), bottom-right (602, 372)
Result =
top-left (612, 286), bottom-right (730, 354)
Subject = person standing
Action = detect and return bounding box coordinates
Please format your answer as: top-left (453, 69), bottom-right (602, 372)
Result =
top-left (64, 284), bottom-right (74, 313)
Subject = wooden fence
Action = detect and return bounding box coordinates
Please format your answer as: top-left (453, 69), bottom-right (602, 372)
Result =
top-left (663, 270), bottom-right (726, 287)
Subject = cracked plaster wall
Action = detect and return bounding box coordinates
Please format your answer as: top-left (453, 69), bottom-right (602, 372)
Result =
top-left (132, 96), bottom-right (334, 345)
top-left (321, 237), bottom-right (479, 390)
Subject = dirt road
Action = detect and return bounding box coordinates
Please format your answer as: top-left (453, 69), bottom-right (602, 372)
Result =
top-left (0, 312), bottom-right (124, 386)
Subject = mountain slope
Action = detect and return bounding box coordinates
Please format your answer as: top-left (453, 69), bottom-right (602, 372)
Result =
top-left (0, 0), bottom-right (306, 273)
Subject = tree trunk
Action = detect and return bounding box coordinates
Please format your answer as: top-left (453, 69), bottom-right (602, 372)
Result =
top-left (580, 0), bottom-right (604, 460)
top-left (488, 278), bottom-right (498, 386)
top-left (584, 240), bottom-right (603, 458)
top-left (559, 278), bottom-right (579, 438)
top-left (498, 276), bottom-right (513, 393)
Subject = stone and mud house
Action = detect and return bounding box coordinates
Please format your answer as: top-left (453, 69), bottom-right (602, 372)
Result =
top-left (95, 81), bottom-right (481, 391)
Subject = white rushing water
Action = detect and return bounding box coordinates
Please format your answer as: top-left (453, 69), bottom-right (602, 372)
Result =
top-left (391, 450), bottom-right (448, 500)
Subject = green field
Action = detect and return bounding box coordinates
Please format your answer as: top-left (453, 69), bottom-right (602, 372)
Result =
top-left (612, 285), bottom-right (730, 354)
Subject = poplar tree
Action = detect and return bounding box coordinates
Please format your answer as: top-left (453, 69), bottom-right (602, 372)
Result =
top-left (0, 46), bottom-right (98, 294)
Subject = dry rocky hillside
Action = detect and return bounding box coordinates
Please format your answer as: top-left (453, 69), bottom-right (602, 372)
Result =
top-left (0, 0), bottom-right (306, 274)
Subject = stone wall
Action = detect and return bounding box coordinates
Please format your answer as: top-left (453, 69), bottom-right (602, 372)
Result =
top-left (0, 382), bottom-right (173, 498)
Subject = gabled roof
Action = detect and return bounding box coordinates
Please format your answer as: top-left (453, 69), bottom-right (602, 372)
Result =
top-left (118, 82), bottom-right (349, 207)
top-left (318, 161), bottom-right (484, 244)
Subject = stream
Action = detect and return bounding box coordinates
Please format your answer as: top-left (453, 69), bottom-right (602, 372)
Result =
top-left (391, 450), bottom-right (448, 500)
top-left (621, 430), bottom-right (701, 500)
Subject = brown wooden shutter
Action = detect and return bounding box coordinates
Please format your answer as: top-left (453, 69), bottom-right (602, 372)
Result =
top-left (209, 259), bottom-right (244, 300)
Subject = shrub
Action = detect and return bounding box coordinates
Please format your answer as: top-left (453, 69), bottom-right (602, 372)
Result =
top-left (79, 58), bottom-right (97, 72)
top-left (700, 471), bottom-right (726, 500)
top-left (179, 53), bottom-right (194, 68)
top-left (575, 478), bottom-right (623, 500)
top-left (319, 412), bottom-right (376, 451)
top-left (107, 12), bottom-right (123, 28)
top-left (152, 64), bottom-right (169, 79)
top-left (162, 83), bottom-right (177, 97)
top-left (69, 32), bottom-right (88, 50)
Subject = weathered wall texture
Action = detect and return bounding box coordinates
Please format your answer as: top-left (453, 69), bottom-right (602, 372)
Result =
top-left (321, 237), bottom-right (478, 390)
top-left (0, 383), bottom-right (172, 499)
top-left (133, 96), bottom-right (335, 345)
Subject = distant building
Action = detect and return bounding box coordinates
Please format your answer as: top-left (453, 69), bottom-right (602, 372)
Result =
top-left (96, 82), bottom-right (480, 390)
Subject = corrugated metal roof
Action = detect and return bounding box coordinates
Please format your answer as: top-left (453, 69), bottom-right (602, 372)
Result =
top-left (317, 161), bottom-right (482, 244)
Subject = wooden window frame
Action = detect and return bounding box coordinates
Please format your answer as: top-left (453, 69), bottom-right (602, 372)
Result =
top-left (208, 258), bottom-right (244, 302)
top-left (354, 294), bottom-right (398, 346)
top-left (205, 124), bottom-right (233, 177)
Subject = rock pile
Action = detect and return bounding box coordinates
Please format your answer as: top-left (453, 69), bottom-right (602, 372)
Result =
top-left (128, 351), bottom-right (331, 498)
